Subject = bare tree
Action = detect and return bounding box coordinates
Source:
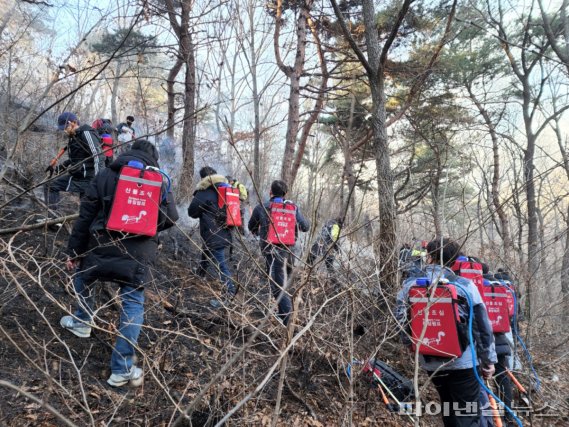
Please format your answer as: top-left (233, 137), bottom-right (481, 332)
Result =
top-left (272, 0), bottom-right (314, 185)
top-left (331, 0), bottom-right (458, 288)
top-left (482, 0), bottom-right (569, 300)
top-left (164, 0), bottom-right (196, 198)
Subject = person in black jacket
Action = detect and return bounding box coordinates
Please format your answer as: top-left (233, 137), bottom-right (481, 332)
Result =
top-left (60, 140), bottom-right (179, 388)
top-left (188, 166), bottom-right (236, 308)
top-left (248, 180), bottom-right (310, 326)
top-left (45, 112), bottom-right (105, 212)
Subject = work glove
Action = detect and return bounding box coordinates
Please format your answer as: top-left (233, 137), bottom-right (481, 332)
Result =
top-left (45, 164), bottom-right (65, 175)
top-left (481, 364), bottom-right (495, 379)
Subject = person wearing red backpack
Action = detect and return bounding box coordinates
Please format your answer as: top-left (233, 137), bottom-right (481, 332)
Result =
top-left (248, 180), bottom-right (310, 326)
top-left (395, 238), bottom-right (497, 427)
top-left (481, 263), bottom-right (516, 427)
top-left (188, 166), bottom-right (237, 308)
top-left (91, 118), bottom-right (115, 166)
top-left (60, 140), bottom-right (178, 387)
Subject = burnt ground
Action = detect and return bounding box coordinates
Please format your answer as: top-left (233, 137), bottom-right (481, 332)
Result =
top-left (0, 194), bottom-right (567, 426)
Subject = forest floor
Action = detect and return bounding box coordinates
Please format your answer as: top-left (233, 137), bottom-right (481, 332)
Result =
top-left (0, 194), bottom-right (568, 426)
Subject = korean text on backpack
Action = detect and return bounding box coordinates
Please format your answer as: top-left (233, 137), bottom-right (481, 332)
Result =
top-left (481, 280), bottom-right (511, 333)
top-left (106, 163), bottom-right (163, 236)
top-left (217, 186), bottom-right (242, 227)
top-left (408, 278), bottom-right (467, 358)
top-left (267, 201), bottom-right (297, 246)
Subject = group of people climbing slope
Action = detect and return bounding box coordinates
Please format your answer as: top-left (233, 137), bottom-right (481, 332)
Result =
top-left (397, 238), bottom-right (521, 427)
top-left (188, 168), bottom-right (312, 323)
top-left (46, 110), bottom-right (525, 427)
top-left (47, 111), bottom-right (336, 388)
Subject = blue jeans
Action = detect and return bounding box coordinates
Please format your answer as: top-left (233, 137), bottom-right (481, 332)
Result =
top-left (200, 246), bottom-right (236, 295)
top-left (73, 274), bottom-right (145, 374)
top-left (264, 247), bottom-right (292, 325)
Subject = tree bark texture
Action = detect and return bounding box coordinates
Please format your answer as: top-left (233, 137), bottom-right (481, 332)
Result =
top-left (289, 12), bottom-right (327, 187)
top-left (562, 206), bottom-right (569, 318)
top-left (274, 0), bottom-right (311, 185)
top-left (166, 58), bottom-right (183, 139)
top-left (111, 60), bottom-right (122, 126)
top-left (165, 0), bottom-right (196, 199)
top-left (362, 0), bottom-right (398, 290)
top-left (178, 4), bottom-right (196, 199)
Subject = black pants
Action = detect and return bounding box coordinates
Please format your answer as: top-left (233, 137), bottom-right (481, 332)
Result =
top-left (44, 174), bottom-right (91, 210)
top-left (263, 247), bottom-right (292, 325)
top-left (495, 354), bottom-right (514, 425)
top-left (430, 368), bottom-right (481, 427)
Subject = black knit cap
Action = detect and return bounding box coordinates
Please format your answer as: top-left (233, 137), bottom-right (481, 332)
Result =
top-left (131, 140), bottom-right (159, 161)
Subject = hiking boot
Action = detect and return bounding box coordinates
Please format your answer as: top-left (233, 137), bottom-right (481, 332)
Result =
top-left (60, 315), bottom-right (92, 338)
top-left (107, 366), bottom-right (143, 387)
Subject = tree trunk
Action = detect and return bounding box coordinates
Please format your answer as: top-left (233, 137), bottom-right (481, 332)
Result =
top-left (84, 80), bottom-right (103, 123)
top-left (552, 100), bottom-right (569, 314)
top-left (177, 7), bottom-right (196, 201)
top-left (239, 0), bottom-right (261, 202)
top-left (362, 0), bottom-right (397, 290)
top-left (166, 58), bottom-right (183, 139)
top-left (523, 113), bottom-right (538, 325)
top-left (341, 91), bottom-right (357, 221)
top-left (110, 60), bottom-right (122, 125)
top-left (431, 181), bottom-right (442, 238)
top-left (280, 68), bottom-right (301, 184)
top-left (562, 206), bottom-right (569, 320)
top-left (1, 50), bottom-right (12, 154)
top-left (289, 11), bottom-right (327, 188)
top-left (274, 0), bottom-right (311, 184)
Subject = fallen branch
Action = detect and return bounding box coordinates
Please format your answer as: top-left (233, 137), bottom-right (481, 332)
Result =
top-left (0, 214), bottom-right (79, 235)
top-left (0, 378), bottom-right (78, 427)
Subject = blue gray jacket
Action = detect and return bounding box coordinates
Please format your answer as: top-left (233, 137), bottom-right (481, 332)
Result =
top-left (396, 265), bottom-right (497, 371)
